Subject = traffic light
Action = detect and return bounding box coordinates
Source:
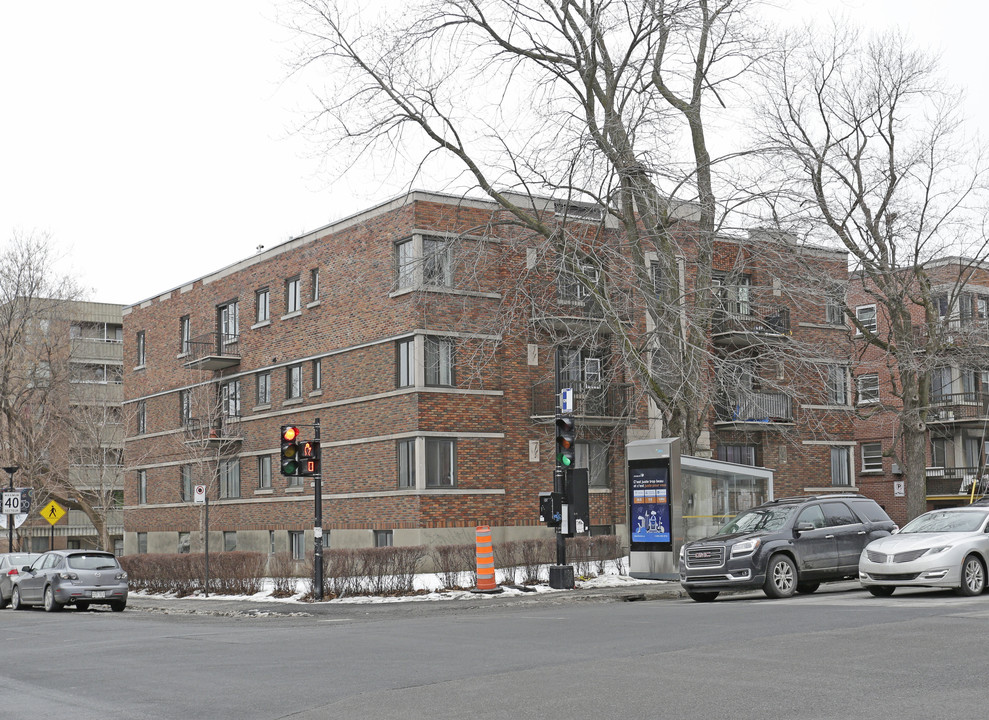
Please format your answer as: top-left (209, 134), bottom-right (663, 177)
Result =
top-left (280, 426), bottom-right (301, 476)
top-left (299, 439), bottom-right (321, 477)
top-left (555, 415), bottom-right (576, 468)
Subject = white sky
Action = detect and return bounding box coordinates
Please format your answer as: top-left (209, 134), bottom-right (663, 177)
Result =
top-left (1, 0), bottom-right (986, 306)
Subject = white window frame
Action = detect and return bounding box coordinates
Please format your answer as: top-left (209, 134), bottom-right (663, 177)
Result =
top-left (830, 447), bottom-right (852, 487)
top-left (258, 455), bottom-right (272, 489)
top-left (180, 316), bottom-right (190, 354)
top-left (286, 277), bottom-right (301, 314)
top-left (136, 331), bottom-right (146, 366)
top-left (310, 268), bottom-right (320, 303)
top-left (219, 458), bottom-right (241, 499)
top-left (138, 470), bottom-right (147, 504)
top-left (826, 365), bottom-right (849, 405)
top-left (287, 365), bottom-right (302, 399)
top-left (424, 336), bottom-right (454, 387)
top-left (856, 374), bottom-right (880, 405)
top-left (397, 338), bottom-right (415, 388)
top-left (425, 438), bottom-right (456, 487)
top-left (219, 301), bottom-right (239, 340)
top-left (256, 371), bottom-right (271, 405)
top-left (861, 442), bottom-right (883, 473)
top-left (223, 380), bottom-right (241, 417)
top-left (256, 288), bottom-right (270, 323)
top-left (398, 439), bottom-right (415, 488)
top-left (855, 305), bottom-right (877, 334)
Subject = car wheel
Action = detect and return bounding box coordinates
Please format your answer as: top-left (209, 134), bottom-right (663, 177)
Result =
top-left (763, 555), bottom-right (797, 599)
top-left (75, 602), bottom-right (90, 612)
top-left (867, 585), bottom-right (895, 597)
top-left (110, 601), bottom-right (126, 612)
top-left (11, 586), bottom-right (25, 610)
top-left (686, 590), bottom-right (719, 603)
top-left (43, 586), bottom-right (63, 613)
top-left (956, 554), bottom-right (986, 597)
top-left (796, 582), bottom-right (820, 595)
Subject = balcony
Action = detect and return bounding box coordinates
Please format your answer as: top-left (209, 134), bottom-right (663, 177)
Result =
top-left (531, 381), bottom-right (635, 425)
top-left (925, 466), bottom-right (989, 497)
top-left (927, 392), bottom-right (989, 424)
top-left (914, 316), bottom-right (989, 348)
top-left (712, 303), bottom-right (790, 347)
top-left (183, 332), bottom-right (240, 370)
top-left (183, 417), bottom-right (243, 445)
top-left (715, 392), bottom-right (793, 426)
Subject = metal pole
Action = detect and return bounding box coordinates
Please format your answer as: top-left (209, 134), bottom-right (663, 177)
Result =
top-left (204, 496), bottom-right (210, 598)
top-left (313, 418), bottom-right (323, 602)
top-left (3, 467), bottom-right (17, 552)
top-left (554, 406), bottom-right (566, 567)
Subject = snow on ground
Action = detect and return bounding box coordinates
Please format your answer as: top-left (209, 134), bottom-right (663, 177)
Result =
top-left (132, 558), bottom-right (674, 604)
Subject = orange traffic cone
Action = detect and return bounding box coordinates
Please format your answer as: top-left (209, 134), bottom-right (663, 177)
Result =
top-left (473, 525), bottom-right (500, 593)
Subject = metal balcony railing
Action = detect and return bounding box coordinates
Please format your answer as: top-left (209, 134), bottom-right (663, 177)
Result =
top-left (183, 416), bottom-right (242, 443)
top-left (712, 303), bottom-right (791, 339)
top-left (531, 380), bottom-right (635, 421)
top-left (715, 392), bottom-right (793, 424)
top-left (925, 466), bottom-right (989, 496)
top-left (927, 392), bottom-right (989, 422)
top-left (183, 332), bottom-right (240, 370)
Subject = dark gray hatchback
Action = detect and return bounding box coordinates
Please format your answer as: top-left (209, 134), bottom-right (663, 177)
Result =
top-left (678, 494), bottom-right (897, 602)
top-left (12, 549), bottom-right (128, 612)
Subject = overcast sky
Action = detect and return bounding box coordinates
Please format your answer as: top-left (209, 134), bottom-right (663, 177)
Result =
top-left (1, 1), bottom-right (986, 307)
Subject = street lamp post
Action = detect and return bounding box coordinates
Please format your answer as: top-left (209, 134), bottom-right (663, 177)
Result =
top-left (3, 466), bottom-right (19, 552)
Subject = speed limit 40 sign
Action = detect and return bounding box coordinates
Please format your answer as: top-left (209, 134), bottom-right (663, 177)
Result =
top-left (2, 491), bottom-right (22, 515)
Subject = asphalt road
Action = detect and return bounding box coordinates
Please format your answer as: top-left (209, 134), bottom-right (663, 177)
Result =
top-left (2, 581), bottom-right (987, 720)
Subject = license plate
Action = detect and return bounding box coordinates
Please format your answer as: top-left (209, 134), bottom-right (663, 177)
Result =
top-left (91, 591), bottom-right (105, 599)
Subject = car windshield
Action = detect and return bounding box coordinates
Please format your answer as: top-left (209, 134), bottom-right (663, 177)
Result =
top-left (67, 554), bottom-right (120, 571)
top-left (899, 510), bottom-right (989, 534)
top-left (716, 505), bottom-right (796, 535)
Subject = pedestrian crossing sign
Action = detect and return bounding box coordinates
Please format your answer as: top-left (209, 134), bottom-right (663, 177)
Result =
top-left (40, 500), bottom-right (66, 526)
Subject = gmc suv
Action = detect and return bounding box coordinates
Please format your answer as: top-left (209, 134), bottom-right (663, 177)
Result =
top-left (678, 494), bottom-right (897, 602)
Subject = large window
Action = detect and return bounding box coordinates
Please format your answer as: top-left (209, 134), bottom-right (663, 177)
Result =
top-left (256, 288), bottom-right (270, 323)
top-left (219, 459), bottom-right (241, 499)
top-left (286, 277), bottom-right (301, 314)
top-left (287, 365), bottom-right (302, 399)
top-left (930, 366), bottom-right (952, 401)
top-left (258, 455), bottom-right (272, 490)
top-left (423, 236), bottom-right (452, 286)
top-left (289, 531), bottom-right (305, 560)
top-left (826, 365), bottom-right (848, 405)
top-left (558, 259), bottom-right (600, 302)
top-left (219, 301), bottom-right (239, 340)
top-left (575, 440), bottom-right (608, 488)
top-left (713, 273), bottom-right (752, 315)
top-left (861, 443), bottom-right (883, 473)
top-left (425, 438), bottom-right (456, 487)
top-left (223, 380), bottom-right (241, 417)
top-left (830, 447), bottom-right (852, 487)
top-left (397, 338), bottom-right (415, 388)
top-left (396, 239), bottom-right (415, 289)
top-left (855, 305), bottom-right (877, 334)
top-left (826, 290), bottom-right (845, 325)
top-left (256, 371), bottom-right (271, 405)
top-left (398, 439), bottom-right (415, 488)
top-left (425, 337), bottom-right (454, 386)
top-left (856, 374), bottom-right (880, 405)
top-left (717, 445), bottom-right (757, 466)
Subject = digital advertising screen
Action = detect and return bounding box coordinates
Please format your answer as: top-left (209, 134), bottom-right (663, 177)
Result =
top-left (628, 462), bottom-right (672, 548)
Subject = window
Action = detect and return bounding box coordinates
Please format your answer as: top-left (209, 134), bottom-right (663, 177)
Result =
top-left (425, 438), bottom-right (455, 487)
top-left (180, 316), bottom-right (190, 354)
top-left (137, 532), bottom-right (148, 554)
top-left (931, 436), bottom-right (947, 468)
top-left (557, 347), bottom-right (603, 392)
top-left (178, 532), bottom-right (190, 554)
top-left (286, 277), bottom-right (301, 314)
top-left (219, 301), bottom-right (239, 341)
top-left (717, 445), bottom-right (757, 466)
top-left (258, 455), bottom-right (272, 490)
top-left (256, 371), bottom-right (271, 405)
top-left (558, 259), bottom-right (600, 302)
top-left (138, 470), bottom-right (147, 504)
top-left (575, 440), bottom-right (608, 488)
top-left (961, 368), bottom-right (978, 402)
top-left (180, 465), bottom-right (193, 502)
top-left (425, 337), bottom-right (454, 386)
top-left (397, 338), bottom-right (415, 388)
top-left (287, 365), bottom-right (302, 399)
top-left (219, 458), bottom-right (241, 499)
top-left (856, 374), bottom-right (880, 404)
top-left (861, 443), bottom-right (883, 472)
top-left (713, 273), bottom-right (752, 315)
top-left (179, 390), bottom-right (191, 426)
top-left (855, 305), bottom-right (877, 334)
top-left (649, 261), bottom-right (668, 300)
top-left (830, 447), bottom-right (851, 487)
top-left (223, 380), bottom-right (241, 417)
top-left (826, 290), bottom-right (845, 325)
top-left (137, 401), bottom-right (147, 434)
top-left (374, 530), bottom-right (394, 547)
top-left (256, 288), bottom-right (270, 323)
top-left (310, 268), bottom-right (320, 302)
top-left (223, 531), bottom-right (237, 552)
top-left (136, 331), bottom-right (146, 366)
top-left (398, 439), bottom-right (415, 488)
top-left (797, 504), bottom-right (827, 529)
top-left (289, 531), bottom-right (305, 560)
top-left (826, 365), bottom-right (848, 405)
top-left (396, 239), bottom-right (415, 289)
top-left (930, 366), bottom-right (952, 401)
top-left (423, 236), bottom-right (452, 286)
top-left (312, 359), bottom-right (322, 391)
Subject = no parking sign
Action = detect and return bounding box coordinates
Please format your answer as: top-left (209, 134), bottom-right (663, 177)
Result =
top-left (193, 484), bottom-right (206, 503)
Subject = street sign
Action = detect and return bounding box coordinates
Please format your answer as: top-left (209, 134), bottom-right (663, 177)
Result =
top-left (2, 491), bottom-right (21, 515)
top-left (193, 484), bottom-right (207, 504)
top-left (0, 513), bottom-right (27, 529)
top-left (40, 500), bottom-right (66, 526)
top-left (560, 387), bottom-right (574, 414)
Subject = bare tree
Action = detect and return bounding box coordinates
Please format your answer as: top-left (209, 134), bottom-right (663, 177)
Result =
top-left (286, 0), bottom-right (774, 453)
top-left (759, 24), bottom-right (989, 519)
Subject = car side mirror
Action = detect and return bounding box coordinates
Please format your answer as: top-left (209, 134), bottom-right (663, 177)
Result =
top-left (20, 566), bottom-right (33, 573)
top-left (794, 522), bottom-right (815, 533)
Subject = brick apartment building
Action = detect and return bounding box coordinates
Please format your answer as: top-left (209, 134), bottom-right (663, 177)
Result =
top-left (121, 191), bottom-right (857, 557)
top-left (849, 257), bottom-right (989, 522)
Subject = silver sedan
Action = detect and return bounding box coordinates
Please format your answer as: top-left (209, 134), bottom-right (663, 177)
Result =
top-left (859, 506), bottom-right (989, 597)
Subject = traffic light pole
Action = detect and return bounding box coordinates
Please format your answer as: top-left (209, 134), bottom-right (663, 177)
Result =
top-left (313, 418), bottom-right (323, 602)
top-left (553, 406), bottom-right (566, 568)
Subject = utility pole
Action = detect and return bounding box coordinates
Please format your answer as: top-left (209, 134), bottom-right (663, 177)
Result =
top-left (3, 466), bottom-right (19, 552)
top-left (313, 418), bottom-right (323, 601)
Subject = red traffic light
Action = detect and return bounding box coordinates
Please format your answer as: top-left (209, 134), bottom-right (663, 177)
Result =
top-left (282, 426), bottom-right (300, 442)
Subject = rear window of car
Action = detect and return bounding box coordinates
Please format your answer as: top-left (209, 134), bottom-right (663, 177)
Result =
top-left (67, 554), bottom-right (120, 571)
top-left (849, 499), bottom-right (892, 523)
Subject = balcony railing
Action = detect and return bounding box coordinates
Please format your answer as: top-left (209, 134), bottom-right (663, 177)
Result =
top-left (531, 380), bottom-right (635, 422)
top-left (914, 316), bottom-right (989, 346)
top-left (183, 416), bottom-right (242, 444)
top-left (715, 392), bottom-right (793, 424)
top-left (927, 392), bottom-right (989, 422)
top-left (925, 466), bottom-right (989, 496)
top-left (712, 303), bottom-right (791, 342)
top-left (183, 332), bottom-right (240, 370)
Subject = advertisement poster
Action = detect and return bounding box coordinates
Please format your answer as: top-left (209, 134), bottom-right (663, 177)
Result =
top-left (629, 465), bottom-right (671, 544)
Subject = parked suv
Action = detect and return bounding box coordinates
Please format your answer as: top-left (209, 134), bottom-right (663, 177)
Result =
top-left (679, 494), bottom-right (897, 602)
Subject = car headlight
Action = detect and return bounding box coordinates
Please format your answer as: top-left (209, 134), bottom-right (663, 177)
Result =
top-left (678, 545), bottom-right (685, 562)
top-left (923, 546), bottom-right (950, 556)
top-left (731, 538), bottom-right (761, 558)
